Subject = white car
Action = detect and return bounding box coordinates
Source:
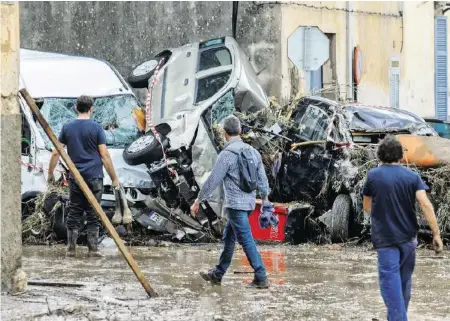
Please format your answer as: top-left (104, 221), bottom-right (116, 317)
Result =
top-left (19, 49), bottom-right (151, 229)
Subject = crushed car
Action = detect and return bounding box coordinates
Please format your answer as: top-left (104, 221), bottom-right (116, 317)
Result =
top-left (120, 36), bottom-right (270, 242)
top-left (19, 49), bottom-right (151, 243)
top-left (259, 97), bottom-right (450, 243)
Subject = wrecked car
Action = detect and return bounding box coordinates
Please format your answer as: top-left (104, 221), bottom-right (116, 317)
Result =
top-left (121, 37), bottom-right (269, 242)
top-left (19, 49), bottom-right (151, 242)
top-left (268, 97), bottom-right (450, 242)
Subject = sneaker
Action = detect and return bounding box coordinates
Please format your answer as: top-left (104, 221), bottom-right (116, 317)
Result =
top-left (199, 270), bottom-right (221, 285)
top-left (247, 279), bottom-right (269, 289)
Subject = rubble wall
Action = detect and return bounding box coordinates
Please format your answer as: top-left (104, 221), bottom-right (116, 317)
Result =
top-left (19, 1), bottom-right (282, 97)
top-left (1, 2), bottom-right (24, 292)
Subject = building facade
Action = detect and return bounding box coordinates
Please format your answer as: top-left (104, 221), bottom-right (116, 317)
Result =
top-left (20, 1), bottom-right (449, 119)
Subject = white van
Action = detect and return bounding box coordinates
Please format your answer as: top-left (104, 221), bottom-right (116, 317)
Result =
top-left (19, 49), bottom-right (152, 210)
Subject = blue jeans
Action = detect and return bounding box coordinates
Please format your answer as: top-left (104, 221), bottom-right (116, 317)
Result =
top-left (213, 209), bottom-right (267, 281)
top-left (377, 239), bottom-right (417, 321)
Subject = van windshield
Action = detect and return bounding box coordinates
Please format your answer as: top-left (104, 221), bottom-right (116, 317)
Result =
top-left (38, 94), bottom-right (140, 148)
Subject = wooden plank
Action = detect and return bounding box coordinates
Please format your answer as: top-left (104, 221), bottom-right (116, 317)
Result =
top-left (19, 89), bottom-right (158, 298)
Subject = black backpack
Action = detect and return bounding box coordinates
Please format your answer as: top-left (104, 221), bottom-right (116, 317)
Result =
top-left (225, 145), bottom-right (258, 193)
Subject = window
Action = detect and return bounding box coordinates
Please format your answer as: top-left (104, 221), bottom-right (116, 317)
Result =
top-left (389, 57), bottom-right (400, 108)
top-left (202, 90), bottom-right (235, 148)
top-left (297, 105), bottom-right (330, 141)
top-left (198, 47), bottom-right (232, 72)
top-left (196, 71), bottom-right (231, 103)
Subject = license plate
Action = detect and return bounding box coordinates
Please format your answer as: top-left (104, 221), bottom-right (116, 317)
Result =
top-left (149, 212), bottom-right (165, 225)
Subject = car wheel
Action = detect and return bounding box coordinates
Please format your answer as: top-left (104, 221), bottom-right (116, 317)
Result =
top-left (329, 194), bottom-right (351, 243)
top-left (128, 52), bottom-right (171, 88)
top-left (123, 132), bottom-right (168, 166)
top-left (284, 204), bottom-right (317, 244)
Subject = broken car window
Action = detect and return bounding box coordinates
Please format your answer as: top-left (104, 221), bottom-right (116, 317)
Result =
top-left (198, 47), bottom-right (232, 72)
top-left (297, 105), bottom-right (330, 142)
top-left (202, 90), bottom-right (235, 148)
top-left (38, 95), bottom-right (140, 149)
top-left (196, 71), bottom-right (232, 103)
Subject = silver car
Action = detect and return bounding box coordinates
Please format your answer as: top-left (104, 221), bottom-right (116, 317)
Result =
top-left (123, 37), bottom-right (269, 236)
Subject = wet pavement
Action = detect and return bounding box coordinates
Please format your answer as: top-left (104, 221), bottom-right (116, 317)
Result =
top-left (1, 243), bottom-right (449, 321)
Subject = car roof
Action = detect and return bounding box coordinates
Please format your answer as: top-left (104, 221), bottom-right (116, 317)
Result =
top-left (19, 49), bottom-right (133, 98)
top-left (343, 102), bottom-right (425, 120)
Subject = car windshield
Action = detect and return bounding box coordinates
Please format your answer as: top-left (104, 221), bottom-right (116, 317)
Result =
top-left (38, 94), bottom-right (140, 148)
top-left (344, 106), bottom-right (434, 134)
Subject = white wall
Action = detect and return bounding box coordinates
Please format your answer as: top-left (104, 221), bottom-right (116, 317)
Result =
top-left (399, 1), bottom-right (436, 118)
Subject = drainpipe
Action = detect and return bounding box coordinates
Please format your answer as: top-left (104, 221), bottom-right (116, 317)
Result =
top-left (346, 1), bottom-right (354, 102)
top-left (232, 1), bottom-right (239, 39)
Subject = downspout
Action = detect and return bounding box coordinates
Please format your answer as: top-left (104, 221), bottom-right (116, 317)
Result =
top-left (232, 1), bottom-right (239, 39)
top-left (346, 2), bottom-right (354, 102)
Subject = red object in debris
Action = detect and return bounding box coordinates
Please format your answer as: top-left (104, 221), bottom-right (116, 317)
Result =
top-left (248, 201), bottom-right (288, 242)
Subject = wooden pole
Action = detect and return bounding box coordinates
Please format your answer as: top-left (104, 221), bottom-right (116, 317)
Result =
top-left (19, 89), bottom-right (158, 298)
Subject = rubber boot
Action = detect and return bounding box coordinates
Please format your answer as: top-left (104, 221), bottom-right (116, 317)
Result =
top-left (66, 230), bottom-right (78, 257)
top-left (111, 186), bottom-right (123, 224)
top-left (120, 185), bottom-right (133, 225)
top-left (87, 229), bottom-right (104, 258)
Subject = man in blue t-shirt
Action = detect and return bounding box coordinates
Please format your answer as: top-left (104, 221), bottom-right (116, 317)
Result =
top-left (48, 95), bottom-right (120, 257)
top-left (362, 135), bottom-right (443, 321)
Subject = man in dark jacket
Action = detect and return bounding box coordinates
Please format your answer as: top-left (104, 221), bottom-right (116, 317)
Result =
top-left (362, 135), bottom-right (443, 321)
top-left (48, 95), bottom-right (120, 257)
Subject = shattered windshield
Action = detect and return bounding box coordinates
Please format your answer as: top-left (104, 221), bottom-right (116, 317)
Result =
top-left (297, 105), bottom-right (330, 141)
top-left (38, 95), bottom-right (140, 148)
top-left (344, 106), bottom-right (435, 134)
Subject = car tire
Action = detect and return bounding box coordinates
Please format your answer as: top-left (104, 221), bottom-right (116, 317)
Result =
top-left (329, 194), bottom-right (351, 243)
top-left (284, 204), bottom-right (317, 245)
top-left (128, 52), bottom-right (171, 88)
top-left (123, 132), bottom-right (168, 166)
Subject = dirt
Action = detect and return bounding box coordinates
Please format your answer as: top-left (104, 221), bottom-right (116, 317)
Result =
top-left (1, 244), bottom-right (449, 321)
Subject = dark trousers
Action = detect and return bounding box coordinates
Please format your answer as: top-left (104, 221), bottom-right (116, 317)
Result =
top-left (66, 178), bottom-right (103, 232)
top-left (377, 239), bottom-right (417, 321)
top-left (214, 209), bottom-right (267, 281)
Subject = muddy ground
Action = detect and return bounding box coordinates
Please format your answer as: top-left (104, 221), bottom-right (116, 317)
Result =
top-left (1, 243), bottom-right (449, 321)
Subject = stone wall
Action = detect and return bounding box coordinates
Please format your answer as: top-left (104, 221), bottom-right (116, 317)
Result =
top-left (19, 1), bottom-right (282, 97)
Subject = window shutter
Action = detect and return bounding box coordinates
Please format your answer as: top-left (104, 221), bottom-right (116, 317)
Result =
top-left (435, 16), bottom-right (448, 120)
top-left (389, 57), bottom-right (400, 108)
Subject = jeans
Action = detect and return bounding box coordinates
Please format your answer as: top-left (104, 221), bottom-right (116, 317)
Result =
top-left (377, 239), bottom-right (417, 321)
top-left (66, 178), bottom-right (103, 232)
top-left (213, 209), bottom-right (267, 281)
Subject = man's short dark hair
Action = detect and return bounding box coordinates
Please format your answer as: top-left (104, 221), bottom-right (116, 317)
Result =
top-left (222, 115), bottom-right (241, 136)
top-left (377, 135), bottom-right (404, 164)
top-left (76, 95), bottom-right (94, 113)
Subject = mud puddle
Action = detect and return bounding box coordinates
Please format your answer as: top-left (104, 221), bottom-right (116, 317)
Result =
top-left (1, 244), bottom-right (449, 321)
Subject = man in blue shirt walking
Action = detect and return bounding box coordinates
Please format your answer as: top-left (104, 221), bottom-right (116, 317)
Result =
top-left (48, 95), bottom-right (120, 257)
top-left (191, 115), bottom-right (270, 288)
top-left (362, 135), bottom-right (443, 321)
